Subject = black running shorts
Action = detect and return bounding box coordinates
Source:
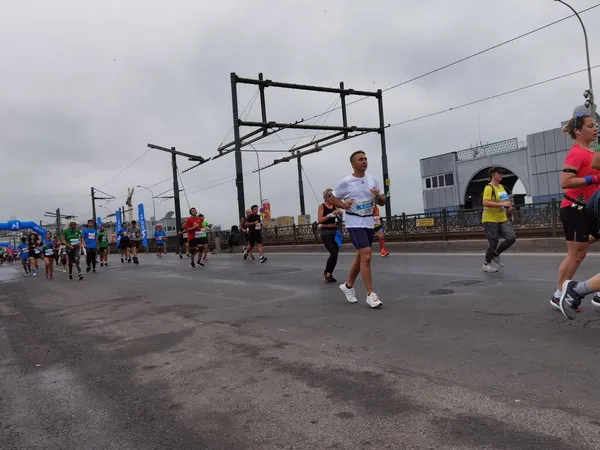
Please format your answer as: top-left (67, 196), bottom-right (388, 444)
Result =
top-left (560, 206), bottom-right (600, 243)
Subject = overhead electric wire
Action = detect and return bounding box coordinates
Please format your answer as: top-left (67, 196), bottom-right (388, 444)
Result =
top-left (289, 96), bottom-right (341, 150)
top-left (216, 89), bottom-right (260, 147)
top-left (286, 3), bottom-right (600, 124)
top-left (99, 148), bottom-right (152, 189)
top-left (156, 169), bottom-right (256, 199)
top-left (247, 131), bottom-right (331, 146)
top-left (387, 64), bottom-right (600, 129)
top-left (301, 165), bottom-right (320, 204)
top-left (177, 168), bottom-right (191, 210)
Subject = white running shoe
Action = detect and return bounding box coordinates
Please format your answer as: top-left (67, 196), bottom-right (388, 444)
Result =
top-left (366, 292), bottom-right (382, 308)
top-left (492, 255), bottom-right (504, 268)
top-left (339, 283), bottom-right (358, 303)
top-left (482, 263), bottom-right (498, 273)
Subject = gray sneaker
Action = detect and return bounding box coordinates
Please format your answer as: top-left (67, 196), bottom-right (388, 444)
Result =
top-left (559, 280), bottom-right (584, 320)
top-left (482, 263), bottom-right (498, 273)
top-left (492, 255), bottom-right (504, 268)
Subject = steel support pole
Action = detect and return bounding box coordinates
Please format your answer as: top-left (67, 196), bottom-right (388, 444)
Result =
top-left (250, 145), bottom-right (263, 204)
top-left (231, 72), bottom-right (246, 219)
top-left (91, 187), bottom-right (97, 227)
top-left (56, 208), bottom-right (61, 234)
top-left (340, 82), bottom-right (348, 139)
top-left (297, 157), bottom-right (306, 215)
top-left (171, 148), bottom-right (182, 232)
top-left (259, 73), bottom-right (268, 136)
top-left (377, 90), bottom-right (392, 220)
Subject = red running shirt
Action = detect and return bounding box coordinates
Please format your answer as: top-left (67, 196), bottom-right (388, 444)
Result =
top-left (561, 144), bottom-right (600, 208)
top-left (184, 217), bottom-right (204, 240)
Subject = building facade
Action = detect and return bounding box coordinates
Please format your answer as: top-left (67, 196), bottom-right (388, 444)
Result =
top-left (420, 122), bottom-right (572, 213)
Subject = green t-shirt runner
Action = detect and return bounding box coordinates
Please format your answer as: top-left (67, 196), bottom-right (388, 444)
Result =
top-left (199, 221), bottom-right (210, 238)
top-left (98, 231), bottom-right (109, 248)
top-left (62, 228), bottom-right (82, 247)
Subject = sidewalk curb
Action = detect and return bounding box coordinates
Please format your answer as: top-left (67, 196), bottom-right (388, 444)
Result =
top-left (262, 238), bottom-right (586, 254)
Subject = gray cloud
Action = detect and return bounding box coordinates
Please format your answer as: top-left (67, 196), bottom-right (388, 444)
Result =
top-left (1, 0), bottom-right (599, 225)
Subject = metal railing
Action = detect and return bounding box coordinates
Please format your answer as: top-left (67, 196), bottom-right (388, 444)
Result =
top-left (123, 199), bottom-right (563, 253)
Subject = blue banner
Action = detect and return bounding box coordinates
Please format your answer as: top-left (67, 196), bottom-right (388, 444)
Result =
top-left (115, 210), bottom-right (122, 245)
top-left (138, 203), bottom-right (148, 247)
top-left (96, 216), bottom-right (102, 228)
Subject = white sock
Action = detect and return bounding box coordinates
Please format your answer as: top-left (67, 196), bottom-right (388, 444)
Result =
top-left (554, 290), bottom-right (562, 298)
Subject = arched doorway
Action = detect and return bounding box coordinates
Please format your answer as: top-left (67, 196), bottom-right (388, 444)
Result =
top-left (463, 167), bottom-right (526, 209)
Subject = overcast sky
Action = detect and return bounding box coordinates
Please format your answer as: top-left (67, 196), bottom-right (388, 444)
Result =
top-left (2, 0), bottom-right (600, 227)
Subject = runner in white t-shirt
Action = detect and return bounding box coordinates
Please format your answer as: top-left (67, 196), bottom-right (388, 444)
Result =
top-left (328, 150), bottom-right (386, 308)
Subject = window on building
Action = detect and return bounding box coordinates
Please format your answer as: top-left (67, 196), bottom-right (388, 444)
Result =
top-left (432, 177), bottom-right (438, 188)
top-left (425, 178), bottom-right (431, 189)
top-left (445, 173), bottom-right (454, 186)
top-left (438, 175), bottom-right (445, 187)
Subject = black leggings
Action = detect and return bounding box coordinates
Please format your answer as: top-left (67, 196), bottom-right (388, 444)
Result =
top-left (67, 247), bottom-right (82, 275)
top-left (321, 229), bottom-right (339, 275)
top-left (86, 248), bottom-right (97, 270)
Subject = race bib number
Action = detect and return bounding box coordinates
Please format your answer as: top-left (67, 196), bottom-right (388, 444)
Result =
top-left (88, 233), bottom-right (95, 239)
top-left (354, 199), bottom-right (374, 216)
top-left (34, 249), bottom-right (40, 254)
top-left (70, 238), bottom-right (80, 245)
top-left (44, 249), bottom-right (54, 256)
top-left (195, 231), bottom-right (204, 238)
top-left (499, 192), bottom-right (510, 202)
top-left (156, 236), bottom-right (164, 241)
top-left (255, 223), bottom-right (261, 230)
top-left (374, 216), bottom-right (381, 226)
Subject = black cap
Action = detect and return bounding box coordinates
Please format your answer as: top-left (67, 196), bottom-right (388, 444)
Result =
top-left (488, 167), bottom-right (504, 177)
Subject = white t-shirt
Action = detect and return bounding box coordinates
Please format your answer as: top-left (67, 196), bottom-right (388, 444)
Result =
top-left (332, 172), bottom-right (382, 229)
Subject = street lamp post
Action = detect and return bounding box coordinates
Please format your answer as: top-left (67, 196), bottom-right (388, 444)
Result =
top-left (248, 145), bottom-right (263, 204)
top-left (555, 0), bottom-right (595, 120)
top-left (136, 185), bottom-right (157, 227)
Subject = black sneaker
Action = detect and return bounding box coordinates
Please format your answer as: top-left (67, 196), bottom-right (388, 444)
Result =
top-left (592, 294), bottom-right (600, 309)
top-left (323, 273), bottom-right (337, 283)
top-left (92, 269), bottom-right (97, 273)
top-left (121, 257), bottom-right (124, 263)
top-left (243, 250), bottom-right (248, 261)
top-left (100, 263), bottom-right (104, 267)
top-left (190, 261), bottom-right (196, 269)
top-left (134, 257), bottom-right (139, 265)
top-left (128, 258), bottom-right (132, 263)
top-left (179, 254), bottom-right (183, 259)
top-left (69, 274), bottom-right (73, 280)
top-left (86, 266), bottom-right (91, 273)
top-left (259, 256), bottom-right (267, 263)
top-left (78, 273), bottom-right (84, 281)
top-left (559, 280), bottom-right (584, 320)
top-left (198, 262), bottom-right (205, 268)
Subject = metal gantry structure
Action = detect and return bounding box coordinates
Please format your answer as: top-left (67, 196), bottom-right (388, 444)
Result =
top-left (146, 144), bottom-right (210, 231)
top-left (43, 209), bottom-right (76, 234)
top-left (213, 73), bottom-right (392, 222)
top-left (91, 187), bottom-right (115, 228)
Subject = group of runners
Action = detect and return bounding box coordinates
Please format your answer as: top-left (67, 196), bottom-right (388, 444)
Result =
top-left (10, 106), bottom-right (600, 315)
top-left (12, 219), bottom-right (110, 280)
top-left (0, 246), bottom-right (16, 266)
top-left (474, 106), bottom-right (600, 321)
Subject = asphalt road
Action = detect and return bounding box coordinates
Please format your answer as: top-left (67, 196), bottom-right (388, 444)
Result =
top-left (2, 251), bottom-right (600, 450)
